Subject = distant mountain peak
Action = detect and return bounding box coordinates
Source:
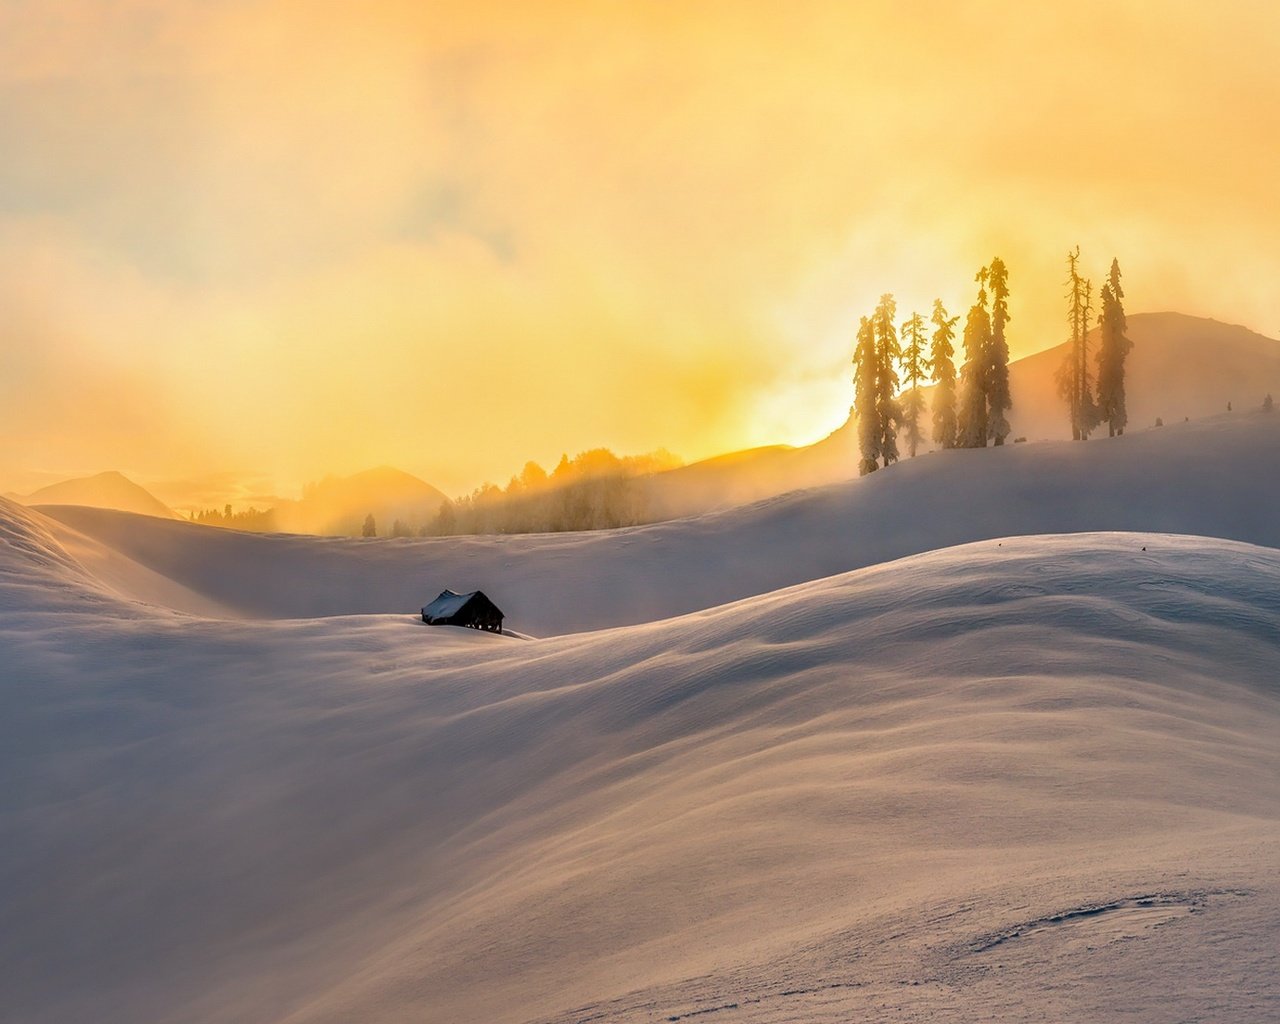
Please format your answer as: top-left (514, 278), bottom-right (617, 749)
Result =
top-left (20, 471), bottom-right (179, 520)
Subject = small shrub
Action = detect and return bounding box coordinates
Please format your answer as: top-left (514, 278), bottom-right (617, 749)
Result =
top-left (1154, 417), bottom-right (1164, 427)
top-left (1013, 436), bottom-right (1027, 444)
top-left (1265, 394), bottom-right (1274, 412)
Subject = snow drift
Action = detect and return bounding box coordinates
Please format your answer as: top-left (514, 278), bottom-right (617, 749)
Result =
top-left (1, 494), bottom-right (1278, 1023)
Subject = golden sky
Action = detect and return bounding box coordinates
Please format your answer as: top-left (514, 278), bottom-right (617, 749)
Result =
top-left (1, 1), bottom-right (1277, 498)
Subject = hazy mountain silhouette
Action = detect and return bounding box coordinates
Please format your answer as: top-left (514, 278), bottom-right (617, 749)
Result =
top-left (273, 466), bottom-right (450, 536)
top-left (17, 471), bottom-right (179, 520)
top-left (995, 311), bottom-right (1280, 440)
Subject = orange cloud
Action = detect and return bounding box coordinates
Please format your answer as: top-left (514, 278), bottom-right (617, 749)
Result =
top-left (1, 2), bottom-right (1278, 494)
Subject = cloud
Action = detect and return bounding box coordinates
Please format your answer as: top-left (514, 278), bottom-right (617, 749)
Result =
top-left (1, 1), bottom-right (1278, 493)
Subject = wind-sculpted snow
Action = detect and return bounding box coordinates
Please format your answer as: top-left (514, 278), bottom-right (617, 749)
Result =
top-left (1, 496), bottom-right (1278, 1023)
top-left (35, 411), bottom-right (1280, 635)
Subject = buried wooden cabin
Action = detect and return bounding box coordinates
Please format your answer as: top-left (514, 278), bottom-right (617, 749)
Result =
top-left (421, 589), bottom-right (504, 633)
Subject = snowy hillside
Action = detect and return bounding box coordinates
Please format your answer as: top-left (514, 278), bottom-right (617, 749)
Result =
top-left (38, 412), bottom-right (1280, 635)
top-left (1, 495), bottom-right (1277, 1023)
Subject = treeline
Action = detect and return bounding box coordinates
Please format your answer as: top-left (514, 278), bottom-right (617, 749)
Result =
top-left (854, 250), bottom-right (1133, 475)
top-left (422, 447), bottom-right (681, 536)
top-left (853, 257), bottom-right (1013, 475)
top-left (188, 448), bottom-right (683, 538)
top-left (191, 504), bottom-right (277, 532)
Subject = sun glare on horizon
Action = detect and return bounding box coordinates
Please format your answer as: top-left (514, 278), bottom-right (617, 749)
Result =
top-left (1, 1), bottom-right (1278, 501)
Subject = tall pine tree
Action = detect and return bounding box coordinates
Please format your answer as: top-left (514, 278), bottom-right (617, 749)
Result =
top-left (930, 299), bottom-right (959, 449)
top-left (957, 267), bottom-right (992, 448)
top-left (1095, 258), bottom-right (1132, 436)
top-left (853, 315), bottom-right (880, 476)
top-left (985, 257), bottom-right (1012, 445)
top-left (1056, 246), bottom-right (1099, 440)
top-left (1080, 278), bottom-right (1101, 437)
top-left (873, 294), bottom-right (902, 467)
top-left (900, 310), bottom-right (930, 457)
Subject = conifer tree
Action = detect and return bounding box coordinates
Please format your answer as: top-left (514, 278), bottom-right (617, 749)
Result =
top-left (853, 315), bottom-right (880, 475)
top-left (1079, 278), bottom-right (1101, 437)
top-left (958, 268), bottom-right (992, 448)
top-left (900, 310), bottom-right (930, 457)
top-left (930, 299), bottom-right (959, 449)
top-left (1095, 258), bottom-right (1133, 436)
top-left (873, 294), bottom-right (902, 467)
top-left (985, 257), bottom-right (1012, 445)
top-left (1056, 247), bottom-right (1099, 440)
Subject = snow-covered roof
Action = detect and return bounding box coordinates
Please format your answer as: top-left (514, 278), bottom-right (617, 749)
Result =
top-left (422, 589), bottom-right (476, 620)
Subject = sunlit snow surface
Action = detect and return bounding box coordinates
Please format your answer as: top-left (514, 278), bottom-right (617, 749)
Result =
top-left (3, 416), bottom-right (1279, 1022)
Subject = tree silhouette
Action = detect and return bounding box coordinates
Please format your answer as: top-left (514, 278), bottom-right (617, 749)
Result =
top-left (853, 315), bottom-right (880, 475)
top-left (985, 257), bottom-right (1012, 446)
top-left (1057, 247), bottom-right (1101, 440)
top-left (900, 310), bottom-right (930, 458)
top-left (433, 500), bottom-right (457, 533)
top-left (930, 299), bottom-right (959, 449)
top-left (362, 513), bottom-right (376, 538)
top-left (1095, 259), bottom-right (1132, 436)
top-left (1080, 278), bottom-right (1101, 436)
top-left (958, 267), bottom-right (992, 448)
top-left (873, 294), bottom-right (902, 467)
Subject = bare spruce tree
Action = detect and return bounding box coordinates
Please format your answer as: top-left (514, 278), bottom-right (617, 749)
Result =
top-left (853, 315), bottom-right (880, 475)
top-left (1095, 258), bottom-right (1133, 436)
top-left (930, 299), bottom-right (959, 449)
top-left (1056, 247), bottom-right (1099, 440)
top-left (900, 310), bottom-right (930, 457)
top-left (986, 257), bottom-right (1012, 445)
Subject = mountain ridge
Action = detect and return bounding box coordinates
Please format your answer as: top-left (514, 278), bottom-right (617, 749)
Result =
top-left (18, 470), bottom-right (179, 520)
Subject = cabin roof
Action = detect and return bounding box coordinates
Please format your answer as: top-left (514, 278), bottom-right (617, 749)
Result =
top-left (421, 589), bottom-right (501, 621)
top-left (422, 589), bottom-right (475, 619)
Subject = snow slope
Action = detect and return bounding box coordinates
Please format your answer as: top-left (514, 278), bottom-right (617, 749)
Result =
top-left (1, 496), bottom-right (1277, 1023)
top-left (37, 412), bottom-right (1280, 635)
